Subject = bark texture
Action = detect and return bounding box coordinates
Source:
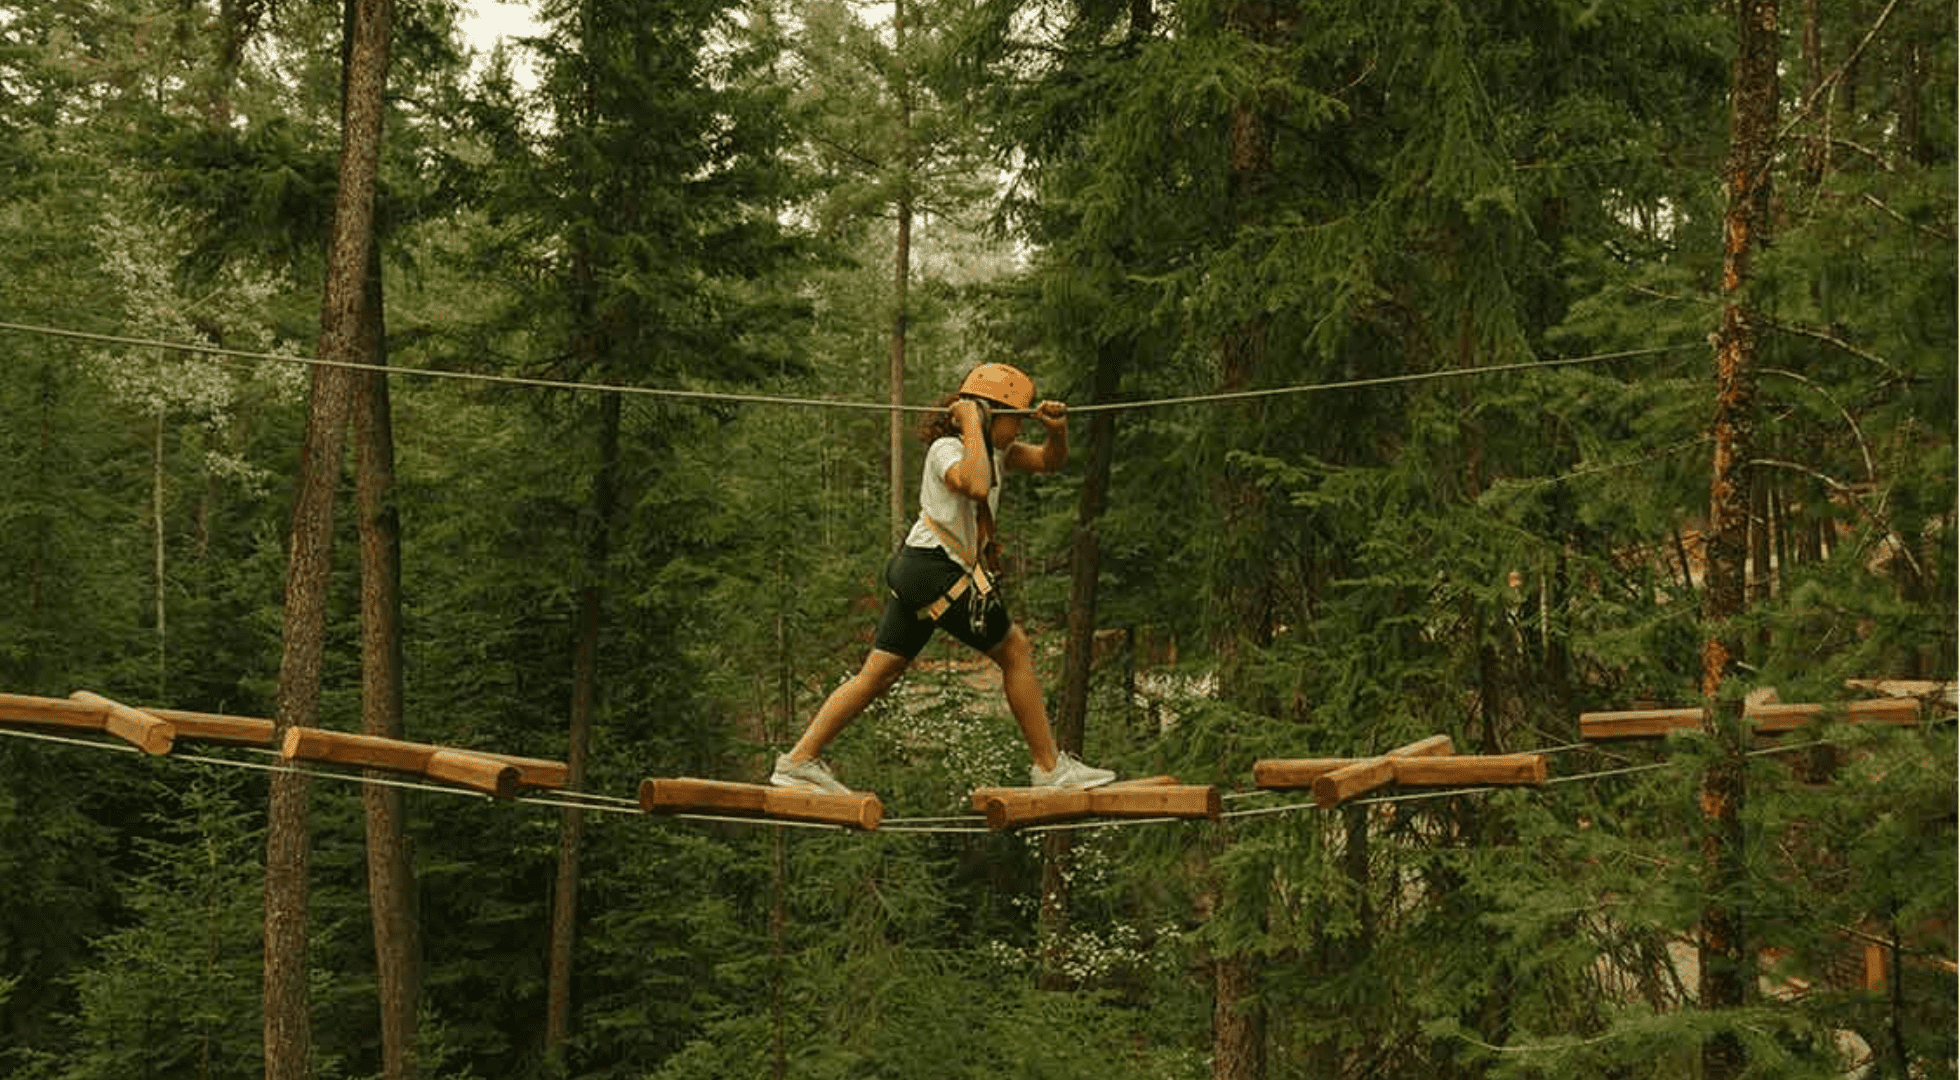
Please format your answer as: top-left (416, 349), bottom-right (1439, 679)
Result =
top-left (265, 0), bottom-right (391, 1074)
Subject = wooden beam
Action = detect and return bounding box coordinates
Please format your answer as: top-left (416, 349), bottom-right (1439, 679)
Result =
top-left (0, 692), bottom-right (104, 732)
top-left (142, 708), bottom-right (276, 747)
top-left (969, 777), bottom-right (1220, 830)
top-left (69, 692), bottom-right (174, 755)
top-left (281, 727), bottom-right (556, 799)
top-left (1250, 758), bottom-right (1353, 789)
top-left (637, 778), bottom-right (884, 831)
top-left (1744, 698), bottom-right (1920, 732)
top-left (973, 787), bottom-right (1093, 828)
top-left (1090, 780), bottom-right (1219, 822)
top-left (1580, 707), bottom-right (1706, 740)
top-left (424, 750), bottom-right (521, 799)
top-left (1256, 735), bottom-right (1457, 797)
top-left (1392, 753), bottom-right (1546, 788)
top-left (1, 692), bottom-right (278, 749)
top-left (1310, 734), bottom-right (1455, 808)
top-left (969, 776), bottom-right (1186, 817)
top-left (471, 752), bottom-right (570, 791)
top-left (1584, 699), bottom-right (1926, 740)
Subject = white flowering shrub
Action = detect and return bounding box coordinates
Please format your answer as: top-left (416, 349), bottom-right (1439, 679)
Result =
top-left (852, 655), bottom-right (1026, 807)
top-left (85, 199), bottom-right (305, 494)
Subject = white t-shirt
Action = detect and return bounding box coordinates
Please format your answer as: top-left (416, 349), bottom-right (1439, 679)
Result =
top-left (904, 436), bottom-right (1006, 562)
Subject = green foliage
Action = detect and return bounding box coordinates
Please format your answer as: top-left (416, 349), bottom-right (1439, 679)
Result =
top-left (47, 769), bottom-right (268, 1080)
top-left (1, 0), bottom-right (1952, 1077)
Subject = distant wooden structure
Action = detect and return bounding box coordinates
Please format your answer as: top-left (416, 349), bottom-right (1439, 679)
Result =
top-left (0, 690), bottom-right (566, 799)
top-left (282, 727), bottom-right (568, 799)
top-left (1253, 735), bottom-right (1548, 808)
top-left (638, 777), bottom-right (885, 830)
top-left (1581, 697), bottom-right (1924, 740)
top-left (0, 691), bottom-right (272, 754)
top-left (969, 776), bottom-right (1220, 830)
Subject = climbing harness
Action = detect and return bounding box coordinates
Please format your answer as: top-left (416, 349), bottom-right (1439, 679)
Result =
top-left (914, 399), bottom-right (1006, 637)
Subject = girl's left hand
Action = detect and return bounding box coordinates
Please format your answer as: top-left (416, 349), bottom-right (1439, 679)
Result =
top-left (1033, 400), bottom-right (1068, 428)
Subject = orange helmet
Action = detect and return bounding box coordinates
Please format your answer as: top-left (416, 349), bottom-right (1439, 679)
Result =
top-left (958, 363), bottom-right (1035, 410)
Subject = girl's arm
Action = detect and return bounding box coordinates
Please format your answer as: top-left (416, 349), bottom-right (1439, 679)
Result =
top-left (942, 399), bottom-right (996, 499)
top-left (1006, 400), bottom-right (1068, 474)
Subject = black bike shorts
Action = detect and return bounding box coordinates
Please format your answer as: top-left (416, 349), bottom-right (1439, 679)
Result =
top-left (872, 546), bottom-right (1011, 659)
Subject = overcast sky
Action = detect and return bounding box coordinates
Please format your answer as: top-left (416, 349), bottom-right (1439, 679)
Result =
top-left (460, 0), bottom-right (542, 86)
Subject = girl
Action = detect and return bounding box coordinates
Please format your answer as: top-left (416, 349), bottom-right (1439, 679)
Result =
top-left (770, 363), bottom-right (1116, 794)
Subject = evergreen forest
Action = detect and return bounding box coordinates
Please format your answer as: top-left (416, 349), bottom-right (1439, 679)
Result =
top-left (0, 0), bottom-right (1954, 1077)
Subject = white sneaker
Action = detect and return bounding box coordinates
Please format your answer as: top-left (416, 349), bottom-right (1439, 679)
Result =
top-left (770, 754), bottom-right (851, 794)
top-left (1030, 752), bottom-right (1115, 790)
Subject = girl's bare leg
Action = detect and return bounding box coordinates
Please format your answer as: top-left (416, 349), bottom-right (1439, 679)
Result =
top-left (784, 648), bottom-right (912, 763)
top-left (989, 624), bottom-right (1060, 771)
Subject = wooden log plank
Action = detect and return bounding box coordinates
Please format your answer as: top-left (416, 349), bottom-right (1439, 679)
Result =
top-left (4, 692), bottom-right (559, 788)
top-left (281, 727), bottom-right (556, 799)
top-left (1844, 679), bottom-right (1957, 710)
top-left (2, 694), bottom-right (276, 748)
top-left (1391, 754), bottom-right (1546, 788)
top-left (1251, 759), bottom-right (1353, 790)
top-left (472, 753), bottom-right (569, 791)
top-left (424, 750), bottom-right (520, 800)
top-left (966, 777), bottom-right (1167, 817)
top-left (1311, 734), bottom-right (1455, 808)
top-left (637, 778), bottom-right (884, 830)
top-left (142, 708), bottom-right (276, 747)
top-left (1105, 775), bottom-right (1181, 789)
top-left (1580, 707), bottom-right (1706, 740)
top-left (69, 692), bottom-right (174, 755)
top-left (284, 727), bottom-right (436, 774)
top-left (971, 781), bottom-right (1219, 829)
top-left (1585, 699), bottom-right (1925, 740)
top-left (968, 775), bottom-right (1180, 810)
top-left (0, 692), bottom-right (104, 731)
top-left (644, 777), bottom-right (767, 814)
top-left (1092, 783), bottom-right (1219, 821)
top-left (974, 787), bottom-right (1094, 829)
top-left (1314, 758), bottom-right (1396, 808)
top-left (1744, 698), bottom-right (1921, 732)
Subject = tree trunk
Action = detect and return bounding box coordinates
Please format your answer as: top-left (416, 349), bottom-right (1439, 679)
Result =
top-left (266, 0), bottom-right (390, 1075)
top-left (266, 369), bottom-right (345, 1080)
top-left (152, 400), bottom-right (167, 698)
top-left (1056, 341), bottom-right (1123, 754)
top-left (1201, 3), bottom-right (1281, 1072)
top-left (545, 392), bottom-right (621, 1072)
top-left (1041, 340), bottom-right (1124, 986)
top-left (886, 0), bottom-right (913, 546)
top-left (1699, 2), bottom-right (1778, 1076)
top-left (1211, 955), bottom-right (1266, 1080)
top-left (354, 245), bottom-right (418, 1080)
top-left (1704, 0), bottom-right (1778, 680)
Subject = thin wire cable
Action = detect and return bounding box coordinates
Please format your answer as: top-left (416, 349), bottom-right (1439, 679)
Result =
top-left (1065, 345), bottom-right (1693, 414)
top-left (0, 726), bottom-right (142, 754)
top-left (0, 319), bottom-right (1695, 417)
top-left (0, 320), bottom-right (942, 414)
top-left (5, 722), bottom-right (1913, 835)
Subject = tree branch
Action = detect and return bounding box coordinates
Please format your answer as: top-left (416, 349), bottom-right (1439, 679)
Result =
top-left (1772, 0), bottom-right (1905, 149)
top-left (1763, 319), bottom-right (1903, 383)
top-left (1749, 457), bottom-right (1922, 579)
top-left (1759, 367), bottom-right (1876, 483)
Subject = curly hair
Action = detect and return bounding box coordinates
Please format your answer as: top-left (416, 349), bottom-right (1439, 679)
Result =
top-left (915, 392), bottom-right (964, 445)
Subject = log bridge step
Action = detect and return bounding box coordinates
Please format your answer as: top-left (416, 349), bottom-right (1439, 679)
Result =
top-left (282, 728), bottom-right (569, 799)
top-left (1254, 735), bottom-right (1547, 808)
top-left (638, 778), bottom-right (885, 831)
top-left (1580, 698), bottom-right (1923, 740)
top-left (969, 776), bottom-right (1220, 830)
top-left (0, 691), bottom-right (274, 754)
